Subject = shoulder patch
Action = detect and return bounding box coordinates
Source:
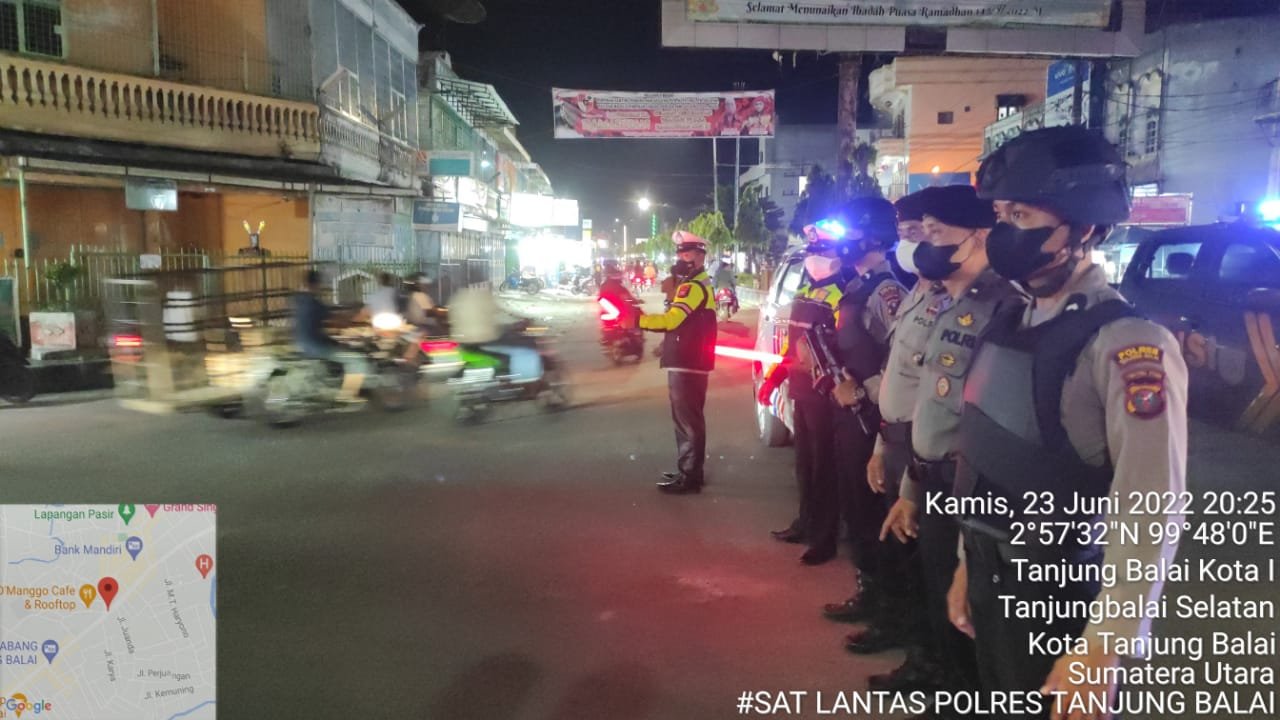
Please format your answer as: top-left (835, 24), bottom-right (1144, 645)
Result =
top-left (1114, 344), bottom-right (1163, 367)
top-left (1123, 368), bottom-right (1167, 419)
top-left (676, 284), bottom-right (692, 299)
top-left (877, 284), bottom-right (903, 315)
top-left (811, 288), bottom-right (829, 302)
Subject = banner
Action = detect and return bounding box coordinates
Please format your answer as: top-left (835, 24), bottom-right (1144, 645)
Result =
top-left (687, 1), bottom-right (1113, 28)
top-left (1127, 195), bottom-right (1193, 227)
top-left (553, 89), bottom-right (775, 139)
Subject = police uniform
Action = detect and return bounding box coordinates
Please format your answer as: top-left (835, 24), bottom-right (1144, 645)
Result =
top-left (639, 267), bottom-right (717, 489)
top-left (896, 268), bottom-right (1018, 694)
top-left (830, 260), bottom-right (906, 585)
top-left (954, 265), bottom-right (1188, 709)
top-left (779, 272), bottom-right (849, 558)
top-left (955, 125), bottom-right (1189, 718)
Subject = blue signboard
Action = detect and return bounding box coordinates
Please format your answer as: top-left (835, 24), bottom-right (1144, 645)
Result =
top-left (413, 200), bottom-right (461, 230)
top-left (1047, 59), bottom-right (1089, 98)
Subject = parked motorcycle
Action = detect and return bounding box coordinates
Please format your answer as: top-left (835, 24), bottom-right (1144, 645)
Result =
top-left (448, 319), bottom-right (569, 423)
top-left (499, 271), bottom-right (543, 295)
top-left (251, 316), bottom-right (418, 427)
top-left (716, 287), bottom-right (740, 322)
top-left (598, 295), bottom-right (645, 365)
top-left (0, 332), bottom-right (36, 405)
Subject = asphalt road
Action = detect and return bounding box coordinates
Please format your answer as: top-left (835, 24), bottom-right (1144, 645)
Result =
top-left (2, 291), bottom-right (1277, 719)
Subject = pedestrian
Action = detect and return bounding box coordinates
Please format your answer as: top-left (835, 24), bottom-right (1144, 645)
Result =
top-left (948, 125), bottom-right (1187, 720)
top-left (626, 231), bottom-right (718, 494)
top-left (865, 185), bottom-right (1019, 718)
top-left (755, 211), bottom-right (855, 565)
top-left (813, 198), bottom-right (908, 628)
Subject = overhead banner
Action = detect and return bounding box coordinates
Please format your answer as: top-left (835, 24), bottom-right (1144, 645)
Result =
top-left (553, 89), bottom-right (775, 139)
top-left (686, 1), bottom-right (1113, 28)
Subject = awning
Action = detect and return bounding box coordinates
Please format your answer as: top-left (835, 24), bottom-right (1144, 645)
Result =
top-left (434, 77), bottom-right (519, 128)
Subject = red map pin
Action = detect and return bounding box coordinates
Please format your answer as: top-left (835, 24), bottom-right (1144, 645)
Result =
top-left (195, 554), bottom-right (214, 579)
top-left (98, 577), bottom-right (119, 611)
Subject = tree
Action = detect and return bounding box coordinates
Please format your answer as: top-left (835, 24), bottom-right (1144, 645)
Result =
top-left (848, 143), bottom-right (883, 200)
top-left (687, 210), bottom-right (733, 255)
top-left (735, 184), bottom-right (773, 274)
top-left (789, 165), bottom-right (841, 236)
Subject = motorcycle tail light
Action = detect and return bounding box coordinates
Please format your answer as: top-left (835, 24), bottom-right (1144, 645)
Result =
top-left (112, 334), bottom-right (143, 349)
top-left (421, 340), bottom-right (459, 354)
top-left (598, 297), bottom-right (621, 321)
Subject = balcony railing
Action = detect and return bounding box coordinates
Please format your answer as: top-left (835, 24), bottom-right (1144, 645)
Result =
top-left (0, 54), bottom-right (321, 160)
top-left (319, 105), bottom-right (416, 188)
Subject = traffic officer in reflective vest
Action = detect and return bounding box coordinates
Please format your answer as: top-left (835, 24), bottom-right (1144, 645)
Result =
top-left (868, 186), bottom-right (1019, 712)
top-left (757, 215), bottom-right (855, 564)
top-left (813, 198), bottom-right (910, 624)
top-left (950, 126), bottom-right (1187, 720)
top-left (631, 231), bottom-right (718, 494)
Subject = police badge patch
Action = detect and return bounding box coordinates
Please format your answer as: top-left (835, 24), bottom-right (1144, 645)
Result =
top-left (936, 376), bottom-right (951, 397)
top-left (1123, 369), bottom-right (1166, 419)
top-left (878, 285), bottom-right (903, 315)
top-left (957, 313), bottom-right (974, 327)
top-left (812, 288), bottom-right (829, 302)
top-left (676, 284), bottom-right (692, 299)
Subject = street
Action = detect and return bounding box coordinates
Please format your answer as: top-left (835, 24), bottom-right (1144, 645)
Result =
top-left (2, 293), bottom-right (1278, 719)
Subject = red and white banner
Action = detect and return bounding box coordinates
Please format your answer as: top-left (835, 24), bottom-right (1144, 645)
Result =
top-left (553, 89), bottom-right (776, 139)
top-left (1127, 194), bottom-right (1193, 227)
top-left (687, 0), bottom-right (1113, 28)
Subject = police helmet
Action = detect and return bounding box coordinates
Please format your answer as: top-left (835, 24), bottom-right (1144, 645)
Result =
top-left (976, 126), bottom-right (1130, 225)
top-left (806, 197), bottom-right (898, 256)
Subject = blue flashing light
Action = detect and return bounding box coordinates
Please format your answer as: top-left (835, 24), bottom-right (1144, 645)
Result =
top-left (1259, 198), bottom-right (1280, 223)
top-left (814, 219), bottom-right (848, 240)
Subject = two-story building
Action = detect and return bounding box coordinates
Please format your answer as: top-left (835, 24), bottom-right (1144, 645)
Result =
top-left (869, 56), bottom-right (1050, 198)
top-left (0, 0), bottom-right (421, 310)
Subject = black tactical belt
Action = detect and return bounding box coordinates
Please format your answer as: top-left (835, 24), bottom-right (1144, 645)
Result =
top-left (909, 455), bottom-right (956, 494)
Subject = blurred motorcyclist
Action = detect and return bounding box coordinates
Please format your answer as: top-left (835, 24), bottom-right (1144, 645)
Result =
top-left (292, 270), bottom-right (368, 403)
top-left (449, 285), bottom-right (543, 382)
top-left (598, 260), bottom-right (638, 307)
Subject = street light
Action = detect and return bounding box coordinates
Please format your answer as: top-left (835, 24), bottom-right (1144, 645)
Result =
top-left (637, 197), bottom-right (652, 212)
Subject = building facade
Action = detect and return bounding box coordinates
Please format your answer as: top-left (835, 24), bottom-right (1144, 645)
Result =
top-left (870, 56), bottom-right (1050, 198)
top-left (737, 125), bottom-right (882, 225)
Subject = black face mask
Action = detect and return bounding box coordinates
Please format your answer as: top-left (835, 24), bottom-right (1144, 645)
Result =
top-left (987, 222), bottom-right (1075, 297)
top-left (913, 239), bottom-right (966, 281)
top-left (672, 260), bottom-right (695, 279)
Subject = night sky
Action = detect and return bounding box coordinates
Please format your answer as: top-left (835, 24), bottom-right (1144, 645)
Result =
top-left (406, 0), bottom-right (860, 232)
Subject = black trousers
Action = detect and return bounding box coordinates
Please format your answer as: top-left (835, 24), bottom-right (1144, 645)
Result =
top-left (668, 371), bottom-right (709, 482)
top-left (965, 531), bottom-right (1101, 719)
top-left (918, 502), bottom-right (980, 690)
top-left (833, 411), bottom-right (881, 571)
top-left (792, 393), bottom-right (836, 550)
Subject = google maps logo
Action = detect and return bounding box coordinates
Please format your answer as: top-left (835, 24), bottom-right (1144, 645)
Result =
top-left (1, 693), bottom-right (53, 717)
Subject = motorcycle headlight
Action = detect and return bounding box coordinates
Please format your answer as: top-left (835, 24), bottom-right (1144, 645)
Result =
top-left (372, 313), bottom-right (404, 331)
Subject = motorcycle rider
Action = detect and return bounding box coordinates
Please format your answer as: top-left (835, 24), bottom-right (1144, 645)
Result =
top-left (449, 285), bottom-right (542, 382)
top-left (713, 256), bottom-right (739, 316)
top-left (292, 270), bottom-right (368, 404)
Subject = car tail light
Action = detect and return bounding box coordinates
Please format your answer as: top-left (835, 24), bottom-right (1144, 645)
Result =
top-left (421, 340), bottom-right (459, 354)
top-left (112, 334), bottom-right (143, 349)
top-left (598, 297), bottom-right (621, 321)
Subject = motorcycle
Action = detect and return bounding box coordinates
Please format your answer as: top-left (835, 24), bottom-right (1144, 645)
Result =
top-left (447, 319), bottom-right (569, 424)
top-left (571, 272), bottom-right (596, 296)
top-left (716, 287), bottom-right (740, 321)
top-left (499, 271), bottom-right (543, 295)
top-left (0, 332), bottom-right (36, 405)
top-left (251, 314), bottom-right (418, 427)
top-left (598, 295), bottom-right (645, 365)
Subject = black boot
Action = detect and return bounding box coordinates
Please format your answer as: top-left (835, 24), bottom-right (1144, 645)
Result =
top-left (657, 474), bottom-right (702, 494)
top-left (843, 623), bottom-right (903, 655)
top-left (868, 646), bottom-right (946, 692)
top-left (822, 574), bottom-right (883, 623)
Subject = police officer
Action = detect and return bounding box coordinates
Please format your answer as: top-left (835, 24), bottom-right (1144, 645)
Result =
top-left (866, 187), bottom-right (1018, 715)
top-left (757, 216), bottom-right (856, 564)
top-left (631, 231), bottom-right (718, 494)
top-left (814, 198), bottom-right (909, 622)
top-left (949, 127), bottom-right (1187, 720)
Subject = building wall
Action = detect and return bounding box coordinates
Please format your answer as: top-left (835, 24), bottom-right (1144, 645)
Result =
top-left (219, 194), bottom-right (310, 256)
top-left (0, 186), bottom-right (19, 259)
top-left (64, 0), bottom-right (154, 77)
top-left (312, 195), bottom-right (411, 261)
top-left (1110, 16), bottom-right (1280, 224)
top-left (896, 57), bottom-right (1050, 177)
top-left (24, 186), bottom-right (142, 258)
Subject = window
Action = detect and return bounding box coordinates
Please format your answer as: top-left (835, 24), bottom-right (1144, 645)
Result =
top-left (0, 0), bottom-right (63, 57)
top-left (1144, 241), bottom-right (1201, 279)
top-left (776, 260), bottom-right (804, 305)
top-left (1219, 243), bottom-right (1280, 286)
top-left (1144, 117), bottom-right (1159, 155)
top-left (389, 88), bottom-right (407, 141)
top-left (937, 111), bottom-right (954, 125)
top-left (996, 93), bottom-right (1026, 119)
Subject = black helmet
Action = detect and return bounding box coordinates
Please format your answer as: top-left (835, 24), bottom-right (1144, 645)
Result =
top-left (976, 126), bottom-right (1129, 225)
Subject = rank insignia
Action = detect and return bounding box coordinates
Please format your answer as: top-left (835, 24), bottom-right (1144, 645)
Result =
top-left (936, 376), bottom-right (951, 397)
top-left (957, 313), bottom-right (974, 327)
top-left (1123, 369), bottom-right (1166, 419)
top-left (939, 353), bottom-right (957, 368)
